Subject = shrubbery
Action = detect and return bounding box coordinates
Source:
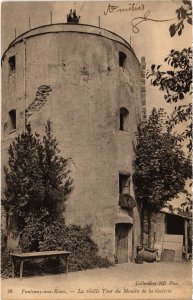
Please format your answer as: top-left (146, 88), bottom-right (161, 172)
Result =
top-left (2, 222), bottom-right (112, 278)
top-left (39, 222), bottom-right (112, 271)
top-left (20, 220), bottom-right (112, 272)
top-left (1, 230), bottom-right (12, 279)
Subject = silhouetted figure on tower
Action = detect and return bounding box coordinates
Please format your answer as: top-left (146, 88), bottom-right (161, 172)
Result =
top-left (67, 9), bottom-right (80, 24)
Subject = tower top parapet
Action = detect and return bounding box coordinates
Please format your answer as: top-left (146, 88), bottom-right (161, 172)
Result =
top-left (2, 23), bottom-right (140, 66)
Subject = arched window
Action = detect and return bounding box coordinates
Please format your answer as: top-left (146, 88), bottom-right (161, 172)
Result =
top-left (119, 52), bottom-right (127, 67)
top-left (119, 107), bottom-right (129, 131)
top-left (8, 109), bottom-right (16, 131)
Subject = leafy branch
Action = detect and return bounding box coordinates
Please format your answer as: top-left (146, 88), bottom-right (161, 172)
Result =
top-left (169, 0), bottom-right (192, 37)
top-left (147, 48), bottom-right (192, 103)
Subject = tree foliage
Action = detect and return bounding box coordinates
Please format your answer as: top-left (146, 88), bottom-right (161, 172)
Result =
top-left (147, 1), bottom-right (192, 151)
top-left (3, 120), bottom-right (72, 231)
top-left (3, 124), bottom-right (44, 221)
top-left (133, 108), bottom-right (191, 212)
top-left (148, 48), bottom-right (192, 103)
top-left (169, 0), bottom-right (192, 37)
top-left (42, 121), bottom-right (72, 218)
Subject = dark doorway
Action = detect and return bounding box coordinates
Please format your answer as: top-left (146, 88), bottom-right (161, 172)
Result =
top-left (115, 223), bottom-right (132, 263)
top-left (166, 214), bottom-right (184, 235)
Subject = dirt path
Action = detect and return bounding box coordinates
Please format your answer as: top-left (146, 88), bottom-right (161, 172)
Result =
top-left (1, 261), bottom-right (192, 300)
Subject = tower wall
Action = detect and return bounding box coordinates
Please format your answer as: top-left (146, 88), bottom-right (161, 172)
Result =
top-left (2, 24), bottom-right (142, 260)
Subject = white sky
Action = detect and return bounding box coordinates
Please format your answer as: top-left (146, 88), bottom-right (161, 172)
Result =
top-left (1, 0), bottom-right (192, 114)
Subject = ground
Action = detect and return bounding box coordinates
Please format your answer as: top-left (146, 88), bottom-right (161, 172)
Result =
top-left (1, 261), bottom-right (192, 300)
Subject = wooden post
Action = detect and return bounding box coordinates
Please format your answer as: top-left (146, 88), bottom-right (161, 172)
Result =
top-left (98, 16), bottom-right (101, 28)
top-left (148, 211), bottom-right (155, 248)
top-left (131, 213), bottom-right (135, 261)
top-left (50, 11), bottom-right (52, 24)
top-left (11, 257), bottom-right (15, 278)
top-left (141, 202), bottom-right (144, 245)
top-left (20, 259), bottom-right (24, 280)
top-left (66, 256), bottom-right (68, 273)
top-left (184, 219), bottom-right (188, 260)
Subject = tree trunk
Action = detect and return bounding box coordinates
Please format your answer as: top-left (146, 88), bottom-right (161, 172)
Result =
top-left (7, 213), bottom-right (20, 250)
top-left (141, 203), bottom-right (144, 246)
top-left (184, 219), bottom-right (188, 260)
top-left (148, 211), bottom-right (154, 248)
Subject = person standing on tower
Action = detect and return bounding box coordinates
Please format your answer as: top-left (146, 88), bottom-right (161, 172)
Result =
top-left (73, 9), bottom-right (80, 23)
top-left (67, 9), bottom-right (73, 23)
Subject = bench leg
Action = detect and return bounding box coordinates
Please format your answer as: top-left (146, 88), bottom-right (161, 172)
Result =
top-left (20, 259), bottom-right (24, 280)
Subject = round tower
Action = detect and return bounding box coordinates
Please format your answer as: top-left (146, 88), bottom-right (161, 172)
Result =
top-left (2, 23), bottom-right (142, 261)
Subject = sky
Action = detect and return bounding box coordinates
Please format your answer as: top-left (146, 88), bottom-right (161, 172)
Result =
top-left (1, 0), bottom-right (192, 115)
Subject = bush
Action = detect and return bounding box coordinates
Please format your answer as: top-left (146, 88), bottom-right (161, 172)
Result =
top-left (40, 222), bottom-right (113, 271)
top-left (2, 221), bottom-right (112, 279)
top-left (19, 212), bottom-right (48, 252)
top-left (17, 221), bottom-right (113, 276)
top-left (1, 249), bottom-right (12, 279)
top-left (1, 229), bottom-right (12, 279)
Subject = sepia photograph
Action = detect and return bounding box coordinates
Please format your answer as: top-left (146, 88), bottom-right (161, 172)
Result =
top-left (1, 1), bottom-right (192, 299)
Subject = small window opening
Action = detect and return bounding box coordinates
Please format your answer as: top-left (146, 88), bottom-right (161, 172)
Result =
top-left (119, 174), bottom-right (130, 195)
top-left (119, 52), bottom-right (127, 67)
top-left (119, 107), bottom-right (129, 131)
top-left (9, 109), bottom-right (16, 131)
top-left (9, 56), bottom-right (16, 73)
top-left (166, 214), bottom-right (184, 235)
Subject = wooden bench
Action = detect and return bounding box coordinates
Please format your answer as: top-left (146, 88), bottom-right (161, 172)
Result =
top-left (11, 250), bottom-right (71, 279)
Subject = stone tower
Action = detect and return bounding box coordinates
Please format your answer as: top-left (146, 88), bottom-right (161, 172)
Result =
top-left (2, 24), bottom-right (143, 262)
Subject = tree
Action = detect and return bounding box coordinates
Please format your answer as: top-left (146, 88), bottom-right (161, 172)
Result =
top-left (147, 0), bottom-right (192, 151)
top-left (133, 108), bottom-right (191, 247)
top-left (41, 120), bottom-right (72, 219)
top-left (3, 124), bottom-right (45, 225)
top-left (3, 121), bottom-right (72, 247)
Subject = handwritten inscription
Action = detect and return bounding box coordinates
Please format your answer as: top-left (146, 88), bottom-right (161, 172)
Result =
top-left (103, 4), bottom-right (176, 34)
top-left (104, 3), bottom-right (145, 15)
top-left (131, 10), bottom-right (176, 33)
